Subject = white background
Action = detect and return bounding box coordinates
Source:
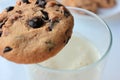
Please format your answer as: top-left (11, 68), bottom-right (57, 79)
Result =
top-left (0, 0), bottom-right (120, 80)
top-left (102, 14), bottom-right (120, 80)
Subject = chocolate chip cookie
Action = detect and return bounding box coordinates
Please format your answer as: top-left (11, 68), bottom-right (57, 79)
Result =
top-left (95, 0), bottom-right (116, 8)
top-left (0, 0), bottom-right (74, 64)
top-left (62, 0), bottom-right (98, 13)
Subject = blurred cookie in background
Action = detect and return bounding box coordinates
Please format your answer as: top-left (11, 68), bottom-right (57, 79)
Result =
top-left (62, 0), bottom-right (98, 13)
top-left (95, 0), bottom-right (116, 8)
top-left (62, 0), bottom-right (116, 13)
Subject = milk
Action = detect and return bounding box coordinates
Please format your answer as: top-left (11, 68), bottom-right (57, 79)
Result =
top-left (39, 34), bottom-right (100, 70)
top-left (26, 34), bottom-right (102, 80)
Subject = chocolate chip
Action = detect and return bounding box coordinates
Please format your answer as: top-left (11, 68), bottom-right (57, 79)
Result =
top-left (6, 6), bottom-right (14, 12)
top-left (65, 29), bottom-right (69, 35)
top-left (41, 10), bottom-right (49, 20)
top-left (45, 40), bottom-right (55, 52)
top-left (0, 21), bottom-right (6, 28)
top-left (48, 26), bottom-right (52, 31)
top-left (0, 31), bottom-right (2, 37)
top-left (56, 10), bottom-right (59, 11)
top-left (48, 47), bottom-right (54, 52)
top-left (22, 0), bottom-right (29, 3)
top-left (56, 4), bottom-right (63, 7)
top-left (3, 47), bottom-right (13, 53)
top-left (0, 23), bottom-right (4, 28)
top-left (28, 17), bottom-right (44, 28)
top-left (64, 36), bottom-right (71, 44)
top-left (106, 0), bottom-right (110, 3)
top-left (36, 0), bottom-right (46, 8)
top-left (16, 10), bottom-right (22, 14)
top-left (48, 19), bottom-right (59, 31)
top-left (64, 10), bottom-right (70, 17)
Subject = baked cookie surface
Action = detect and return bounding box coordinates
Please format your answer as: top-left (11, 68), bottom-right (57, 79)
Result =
top-left (0, 0), bottom-right (74, 64)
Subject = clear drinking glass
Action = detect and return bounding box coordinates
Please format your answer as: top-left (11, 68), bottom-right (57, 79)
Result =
top-left (26, 7), bottom-right (112, 80)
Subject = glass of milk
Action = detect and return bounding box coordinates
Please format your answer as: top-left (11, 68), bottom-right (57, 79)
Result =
top-left (25, 7), bottom-right (112, 80)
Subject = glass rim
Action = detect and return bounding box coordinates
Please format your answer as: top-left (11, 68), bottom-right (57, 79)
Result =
top-left (36, 7), bottom-right (113, 73)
